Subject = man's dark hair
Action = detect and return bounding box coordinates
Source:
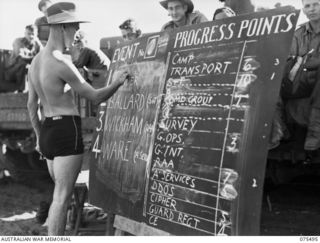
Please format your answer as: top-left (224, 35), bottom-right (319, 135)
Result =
top-left (119, 19), bottom-right (137, 30)
top-left (119, 18), bottom-right (142, 36)
top-left (25, 24), bottom-right (38, 32)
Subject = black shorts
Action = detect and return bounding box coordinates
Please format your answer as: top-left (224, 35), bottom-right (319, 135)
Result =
top-left (39, 116), bottom-right (84, 160)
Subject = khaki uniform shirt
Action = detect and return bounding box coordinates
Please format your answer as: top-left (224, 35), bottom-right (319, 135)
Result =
top-left (290, 22), bottom-right (320, 57)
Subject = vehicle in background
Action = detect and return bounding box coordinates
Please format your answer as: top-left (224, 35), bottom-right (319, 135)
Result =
top-left (0, 48), bottom-right (98, 182)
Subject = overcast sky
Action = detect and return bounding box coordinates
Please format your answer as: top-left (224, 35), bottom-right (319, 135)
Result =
top-left (0, 0), bottom-right (306, 49)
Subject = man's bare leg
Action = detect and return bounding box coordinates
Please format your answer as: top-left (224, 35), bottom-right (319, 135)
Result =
top-left (46, 159), bottom-right (54, 182)
top-left (36, 159), bottom-right (54, 226)
top-left (48, 154), bottom-right (83, 235)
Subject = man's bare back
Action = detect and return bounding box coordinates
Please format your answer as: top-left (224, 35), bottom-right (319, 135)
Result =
top-left (29, 49), bottom-right (79, 117)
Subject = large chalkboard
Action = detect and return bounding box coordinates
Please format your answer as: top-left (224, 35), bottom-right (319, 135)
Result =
top-left (90, 32), bottom-right (171, 220)
top-left (90, 7), bottom-right (299, 235)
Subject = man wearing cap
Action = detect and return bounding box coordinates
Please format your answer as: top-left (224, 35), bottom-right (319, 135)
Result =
top-left (213, 6), bottom-right (236, 20)
top-left (27, 2), bottom-right (129, 235)
top-left (34, 0), bottom-right (52, 45)
top-left (160, 0), bottom-right (208, 31)
top-left (72, 30), bottom-right (109, 71)
top-left (119, 18), bottom-right (142, 41)
top-left (218, 0), bottom-right (254, 15)
top-left (219, 0), bottom-right (235, 12)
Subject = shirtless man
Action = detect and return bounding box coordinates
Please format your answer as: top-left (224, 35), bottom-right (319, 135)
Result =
top-left (27, 2), bottom-right (128, 235)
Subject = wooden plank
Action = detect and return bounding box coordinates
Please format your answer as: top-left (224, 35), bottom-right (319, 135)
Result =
top-left (0, 109), bottom-right (30, 123)
top-left (0, 93), bottom-right (28, 109)
top-left (0, 111), bottom-right (96, 130)
top-left (0, 122), bottom-right (32, 130)
top-left (114, 215), bottom-right (170, 236)
top-left (0, 108), bottom-right (31, 130)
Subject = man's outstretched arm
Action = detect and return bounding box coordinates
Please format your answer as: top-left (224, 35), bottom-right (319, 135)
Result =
top-left (53, 50), bottom-right (129, 105)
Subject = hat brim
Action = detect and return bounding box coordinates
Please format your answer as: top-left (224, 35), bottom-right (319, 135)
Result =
top-left (38, 20), bottom-right (90, 26)
top-left (160, 0), bottom-right (194, 14)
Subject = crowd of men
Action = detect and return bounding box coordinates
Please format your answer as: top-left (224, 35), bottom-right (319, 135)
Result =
top-left (283, 0), bottom-right (320, 152)
top-left (1, 0), bottom-right (319, 236)
top-left (5, 0), bottom-right (237, 93)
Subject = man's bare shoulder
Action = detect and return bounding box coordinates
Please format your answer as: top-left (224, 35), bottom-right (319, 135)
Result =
top-left (31, 50), bottom-right (42, 64)
top-left (51, 50), bottom-right (79, 74)
top-left (29, 50), bottom-right (64, 86)
top-left (29, 51), bottom-right (42, 76)
top-left (30, 50), bottom-right (69, 74)
top-left (30, 49), bottom-right (85, 92)
top-left (51, 50), bottom-right (86, 84)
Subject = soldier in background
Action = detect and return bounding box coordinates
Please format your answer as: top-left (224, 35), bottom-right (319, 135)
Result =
top-left (281, 0), bottom-right (320, 152)
top-left (160, 0), bottom-right (208, 31)
top-left (119, 18), bottom-right (142, 41)
top-left (72, 30), bottom-right (109, 89)
top-left (218, 0), bottom-right (254, 15)
top-left (6, 25), bottom-right (42, 92)
top-left (72, 30), bottom-right (109, 71)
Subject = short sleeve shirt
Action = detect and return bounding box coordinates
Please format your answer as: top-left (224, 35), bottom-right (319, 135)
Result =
top-left (289, 22), bottom-right (320, 85)
top-left (290, 22), bottom-right (320, 57)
